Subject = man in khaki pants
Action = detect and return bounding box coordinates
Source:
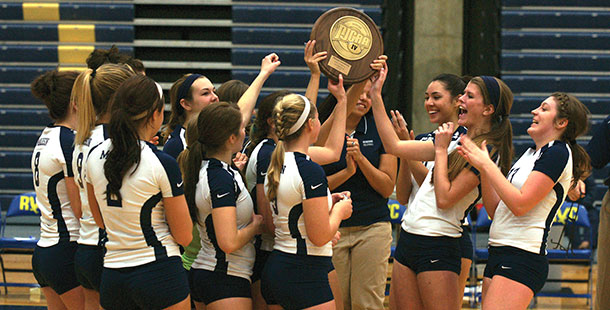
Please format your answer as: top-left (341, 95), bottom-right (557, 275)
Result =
top-left (584, 115), bottom-right (610, 310)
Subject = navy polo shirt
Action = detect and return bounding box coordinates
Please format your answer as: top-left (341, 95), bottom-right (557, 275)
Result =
top-left (322, 113), bottom-right (390, 227)
top-left (586, 115), bottom-right (610, 186)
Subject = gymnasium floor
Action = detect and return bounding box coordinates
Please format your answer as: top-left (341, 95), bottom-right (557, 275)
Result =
top-left (0, 256), bottom-right (597, 309)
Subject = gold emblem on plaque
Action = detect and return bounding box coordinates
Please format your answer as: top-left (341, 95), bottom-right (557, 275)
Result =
top-left (329, 16), bottom-right (373, 61)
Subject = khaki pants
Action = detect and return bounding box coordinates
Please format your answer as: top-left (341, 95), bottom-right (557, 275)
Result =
top-left (595, 190), bottom-right (610, 310)
top-left (332, 222), bottom-right (392, 310)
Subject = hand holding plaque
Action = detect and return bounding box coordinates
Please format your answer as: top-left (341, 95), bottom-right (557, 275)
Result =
top-left (310, 7), bottom-right (384, 84)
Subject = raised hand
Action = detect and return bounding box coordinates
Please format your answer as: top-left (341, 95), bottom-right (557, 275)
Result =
top-left (456, 135), bottom-right (491, 170)
top-left (232, 151), bottom-right (248, 172)
top-left (390, 110), bottom-right (411, 140)
top-left (434, 122), bottom-right (455, 150)
top-left (370, 54), bottom-right (388, 71)
top-left (369, 61), bottom-right (388, 97)
top-left (327, 74), bottom-right (346, 100)
top-left (261, 53), bottom-right (281, 77)
top-left (304, 40), bottom-right (327, 75)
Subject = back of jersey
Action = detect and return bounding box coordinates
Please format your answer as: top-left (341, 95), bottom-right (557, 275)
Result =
top-left (32, 125), bottom-right (80, 247)
top-left (73, 124), bottom-right (107, 246)
top-left (86, 140), bottom-right (184, 268)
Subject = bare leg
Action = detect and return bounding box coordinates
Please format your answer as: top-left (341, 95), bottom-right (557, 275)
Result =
top-left (457, 258), bottom-right (472, 307)
top-left (482, 275), bottom-right (533, 310)
top-left (82, 287), bottom-right (100, 310)
top-left (389, 260), bottom-right (423, 310)
top-left (59, 286), bottom-right (85, 310)
top-left (252, 280), bottom-right (268, 310)
top-left (207, 297), bottom-right (252, 310)
top-left (328, 270), bottom-right (344, 310)
top-left (417, 270), bottom-right (459, 310)
top-left (42, 287), bottom-right (68, 310)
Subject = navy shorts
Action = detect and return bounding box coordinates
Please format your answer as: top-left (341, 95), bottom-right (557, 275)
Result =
top-left (484, 246), bottom-right (549, 294)
top-left (32, 241), bottom-right (80, 295)
top-left (74, 244), bottom-right (104, 291)
top-left (394, 230), bottom-right (461, 275)
top-left (460, 226), bottom-right (473, 260)
top-left (189, 268), bottom-right (251, 305)
top-left (252, 248), bottom-right (271, 283)
top-left (100, 256), bottom-right (189, 310)
top-left (261, 250), bottom-right (333, 310)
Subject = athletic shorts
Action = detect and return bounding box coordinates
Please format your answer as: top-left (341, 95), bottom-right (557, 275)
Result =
top-left (74, 244), bottom-right (104, 291)
top-left (32, 241), bottom-right (80, 295)
top-left (100, 256), bottom-right (189, 310)
top-left (394, 229), bottom-right (461, 275)
top-left (484, 246), bottom-right (549, 294)
top-left (261, 250), bottom-right (333, 310)
top-left (460, 226), bottom-right (474, 260)
top-left (252, 248), bottom-right (271, 283)
top-left (189, 268), bottom-right (251, 305)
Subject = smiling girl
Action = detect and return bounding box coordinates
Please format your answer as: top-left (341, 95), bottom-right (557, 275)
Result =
top-left (457, 92), bottom-right (591, 309)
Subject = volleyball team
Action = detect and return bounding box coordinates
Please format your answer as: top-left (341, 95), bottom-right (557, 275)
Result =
top-left (28, 41), bottom-right (592, 310)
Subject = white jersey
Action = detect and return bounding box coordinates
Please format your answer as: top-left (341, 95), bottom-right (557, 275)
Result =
top-left (86, 140), bottom-right (184, 268)
top-left (73, 124), bottom-right (107, 246)
top-left (402, 128), bottom-right (486, 238)
top-left (245, 138), bottom-right (276, 252)
top-left (406, 127), bottom-right (467, 209)
top-left (265, 152), bottom-right (333, 257)
top-left (489, 140), bottom-right (572, 255)
top-left (32, 125), bottom-right (80, 247)
top-left (191, 158), bottom-right (255, 281)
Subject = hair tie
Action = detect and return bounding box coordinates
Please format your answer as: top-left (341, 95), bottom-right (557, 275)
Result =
top-left (176, 74), bottom-right (203, 106)
top-left (288, 95), bottom-right (311, 135)
top-left (569, 139), bottom-right (577, 145)
top-left (155, 82), bottom-right (163, 101)
top-left (90, 68), bottom-right (96, 78)
top-left (481, 76), bottom-right (500, 109)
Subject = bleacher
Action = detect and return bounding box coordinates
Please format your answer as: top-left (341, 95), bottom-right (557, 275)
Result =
top-left (0, 1), bottom-right (134, 210)
top-left (501, 0), bottom-right (610, 209)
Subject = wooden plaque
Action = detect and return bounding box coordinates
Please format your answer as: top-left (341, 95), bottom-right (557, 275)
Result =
top-left (310, 7), bottom-right (384, 84)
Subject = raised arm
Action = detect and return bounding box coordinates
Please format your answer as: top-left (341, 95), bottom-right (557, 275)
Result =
top-left (309, 75), bottom-right (347, 165)
top-left (304, 40), bottom-right (327, 107)
top-left (237, 53), bottom-right (281, 126)
top-left (432, 122), bottom-right (480, 209)
top-left (369, 65), bottom-right (435, 161)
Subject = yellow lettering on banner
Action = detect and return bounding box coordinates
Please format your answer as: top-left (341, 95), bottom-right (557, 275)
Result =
top-left (29, 196), bottom-right (39, 214)
top-left (58, 24), bottom-right (95, 43)
top-left (58, 45), bottom-right (94, 64)
top-left (555, 207), bottom-right (569, 225)
top-left (19, 196), bottom-right (29, 211)
top-left (389, 203), bottom-right (400, 220)
top-left (22, 3), bottom-right (59, 21)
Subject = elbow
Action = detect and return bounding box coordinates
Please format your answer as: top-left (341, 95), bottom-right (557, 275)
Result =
top-left (380, 187), bottom-right (395, 199)
top-left (176, 233), bottom-right (193, 247)
top-left (436, 198), bottom-right (453, 210)
top-left (309, 234), bottom-right (330, 247)
top-left (218, 239), bottom-right (240, 254)
top-left (396, 195), bottom-right (409, 206)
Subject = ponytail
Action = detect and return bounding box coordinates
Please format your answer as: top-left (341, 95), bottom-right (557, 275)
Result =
top-left (73, 63), bottom-right (135, 145)
top-left (551, 92), bottom-right (592, 186)
top-left (266, 94), bottom-right (316, 201)
top-left (104, 75), bottom-right (163, 200)
top-left (74, 69), bottom-right (96, 145)
top-left (177, 118), bottom-right (203, 224)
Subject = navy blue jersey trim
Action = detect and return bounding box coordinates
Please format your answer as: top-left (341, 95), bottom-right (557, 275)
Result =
top-left (59, 126), bottom-right (75, 177)
top-left (102, 124), bottom-right (109, 140)
top-left (288, 203), bottom-right (307, 255)
top-left (255, 139), bottom-right (275, 185)
top-left (48, 171), bottom-right (70, 243)
top-left (294, 153), bottom-right (327, 199)
top-left (205, 214), bottom-right (228, 273)
top-left (140, 192), bottom-right (168, 260)
top-left (463, 183), bottom-right (482, 225)
top-left (207, 159), bottom-right (238, 208)
top-left (533, 141), bottom-right (569, 184)
top-left (163, 126), bottom-right (185, 160)
top-left (97, 228), bottom-right (107, 247)
top-left (147, 142), bottom-right (184, 197)
top-left (540, 183), bottom-right (565, 255)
